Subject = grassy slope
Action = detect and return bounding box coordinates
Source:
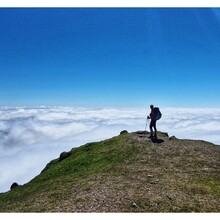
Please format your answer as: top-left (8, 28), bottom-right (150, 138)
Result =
top-left (0, 131), bottom-right (219, 212)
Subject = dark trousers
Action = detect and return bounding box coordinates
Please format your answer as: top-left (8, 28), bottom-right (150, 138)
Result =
top-left (150, 120), bottom-right (157, 137)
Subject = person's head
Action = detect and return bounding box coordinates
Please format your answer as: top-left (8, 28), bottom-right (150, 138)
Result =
top-left (150, 104), bottom-right (154, 110)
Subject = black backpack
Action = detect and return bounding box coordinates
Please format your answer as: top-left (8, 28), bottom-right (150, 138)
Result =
top-left (154, 107), bottom-right (162, 120)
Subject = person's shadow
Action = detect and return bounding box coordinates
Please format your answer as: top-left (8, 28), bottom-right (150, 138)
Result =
top-left (151, 136), bottom-right (164, 144)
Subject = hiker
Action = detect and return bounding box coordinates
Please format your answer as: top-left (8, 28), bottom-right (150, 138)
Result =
top-left (147, 105), bottom-right (161, 139)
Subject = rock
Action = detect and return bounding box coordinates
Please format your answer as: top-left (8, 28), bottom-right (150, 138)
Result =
top-left (169, 136), bottom-right (177, 140)
top-left (120, 130), bottom-right (128, 135)
top-left (147, 175), bottom-right (154, 178)
top-left (132, 202), bottom-right (138, 208)
top-left (59, 151), bottom-right (72, 162)
top-left (150, 179), bottom-right (159, 184)
top-left (166, 195), bottom-right (172, 200)
top-left (10, 182), bottom-right (19, 190)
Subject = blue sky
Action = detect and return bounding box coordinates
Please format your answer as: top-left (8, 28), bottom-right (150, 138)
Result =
top-left (0, 8), bottom-right (220, 107)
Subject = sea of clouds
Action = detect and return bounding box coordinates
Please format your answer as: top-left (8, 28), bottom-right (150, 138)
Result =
top-left (0, 106), bottom-right (220, 192)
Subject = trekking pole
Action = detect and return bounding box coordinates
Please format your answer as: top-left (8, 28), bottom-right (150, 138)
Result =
top-left (144, 116), bottom-right (148, 132)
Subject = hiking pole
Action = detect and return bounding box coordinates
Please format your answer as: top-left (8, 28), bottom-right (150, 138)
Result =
top-left (144, 116), bottom-right (149, 132)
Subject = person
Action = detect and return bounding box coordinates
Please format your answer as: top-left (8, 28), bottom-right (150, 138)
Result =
top-left (147, 104), bottom-right (157, 139)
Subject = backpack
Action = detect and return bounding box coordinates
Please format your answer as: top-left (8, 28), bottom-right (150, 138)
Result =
top-left (154, 107), bottom-right (162, 120)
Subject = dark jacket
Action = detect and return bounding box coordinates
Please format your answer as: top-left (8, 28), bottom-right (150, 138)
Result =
top-left (150, 108), bottom-right (157, 120)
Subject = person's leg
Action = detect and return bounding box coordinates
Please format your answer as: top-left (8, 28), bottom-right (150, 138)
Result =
top-left (153, 121), bottom-right (157, 138)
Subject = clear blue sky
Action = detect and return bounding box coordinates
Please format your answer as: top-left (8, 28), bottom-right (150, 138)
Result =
top-left (0, 8), bottom-right (220, 107)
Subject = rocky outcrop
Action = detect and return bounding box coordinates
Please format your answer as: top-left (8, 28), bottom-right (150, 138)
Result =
top-left (59, 151), bottom-right (72, 162)
top-left (120, 130), bottom-right (128, 135)
top-left (10, 182), bottom-right (19, 190)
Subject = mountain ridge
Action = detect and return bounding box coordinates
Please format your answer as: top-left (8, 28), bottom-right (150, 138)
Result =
top-left (0, 131), bottom-right (219, 212)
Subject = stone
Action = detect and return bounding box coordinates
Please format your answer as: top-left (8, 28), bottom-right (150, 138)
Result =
top-left (169, 136), bottom-right (177, 140)
top-left (147, 175), bottom-right (154, 178)
top-left (59, 151), bottom-right (72, 162)
top-left (166, 195), bottom-right (172, 200)
top-left (120, 130), bottom-right (128, 135)
top-left (132, 202), bottom-right (138, 208)
top-left (10, 182), bottom-right (19, 190)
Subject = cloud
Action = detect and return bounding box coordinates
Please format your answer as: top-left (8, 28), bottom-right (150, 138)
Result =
top-left (0, 106), bottom-right (220, 193)
top-left (159, 108), bottom-right (220, 143)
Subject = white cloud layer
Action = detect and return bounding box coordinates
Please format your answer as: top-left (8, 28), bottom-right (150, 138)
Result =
top-left (0, 106), bottom-right (220, 193)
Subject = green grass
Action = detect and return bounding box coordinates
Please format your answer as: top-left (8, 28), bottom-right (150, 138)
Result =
top-left (0, 131), bottom-right (219, 212)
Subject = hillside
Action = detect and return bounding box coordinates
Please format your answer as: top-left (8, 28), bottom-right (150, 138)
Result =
top-left (0, 131), bottom-right (219, 212)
